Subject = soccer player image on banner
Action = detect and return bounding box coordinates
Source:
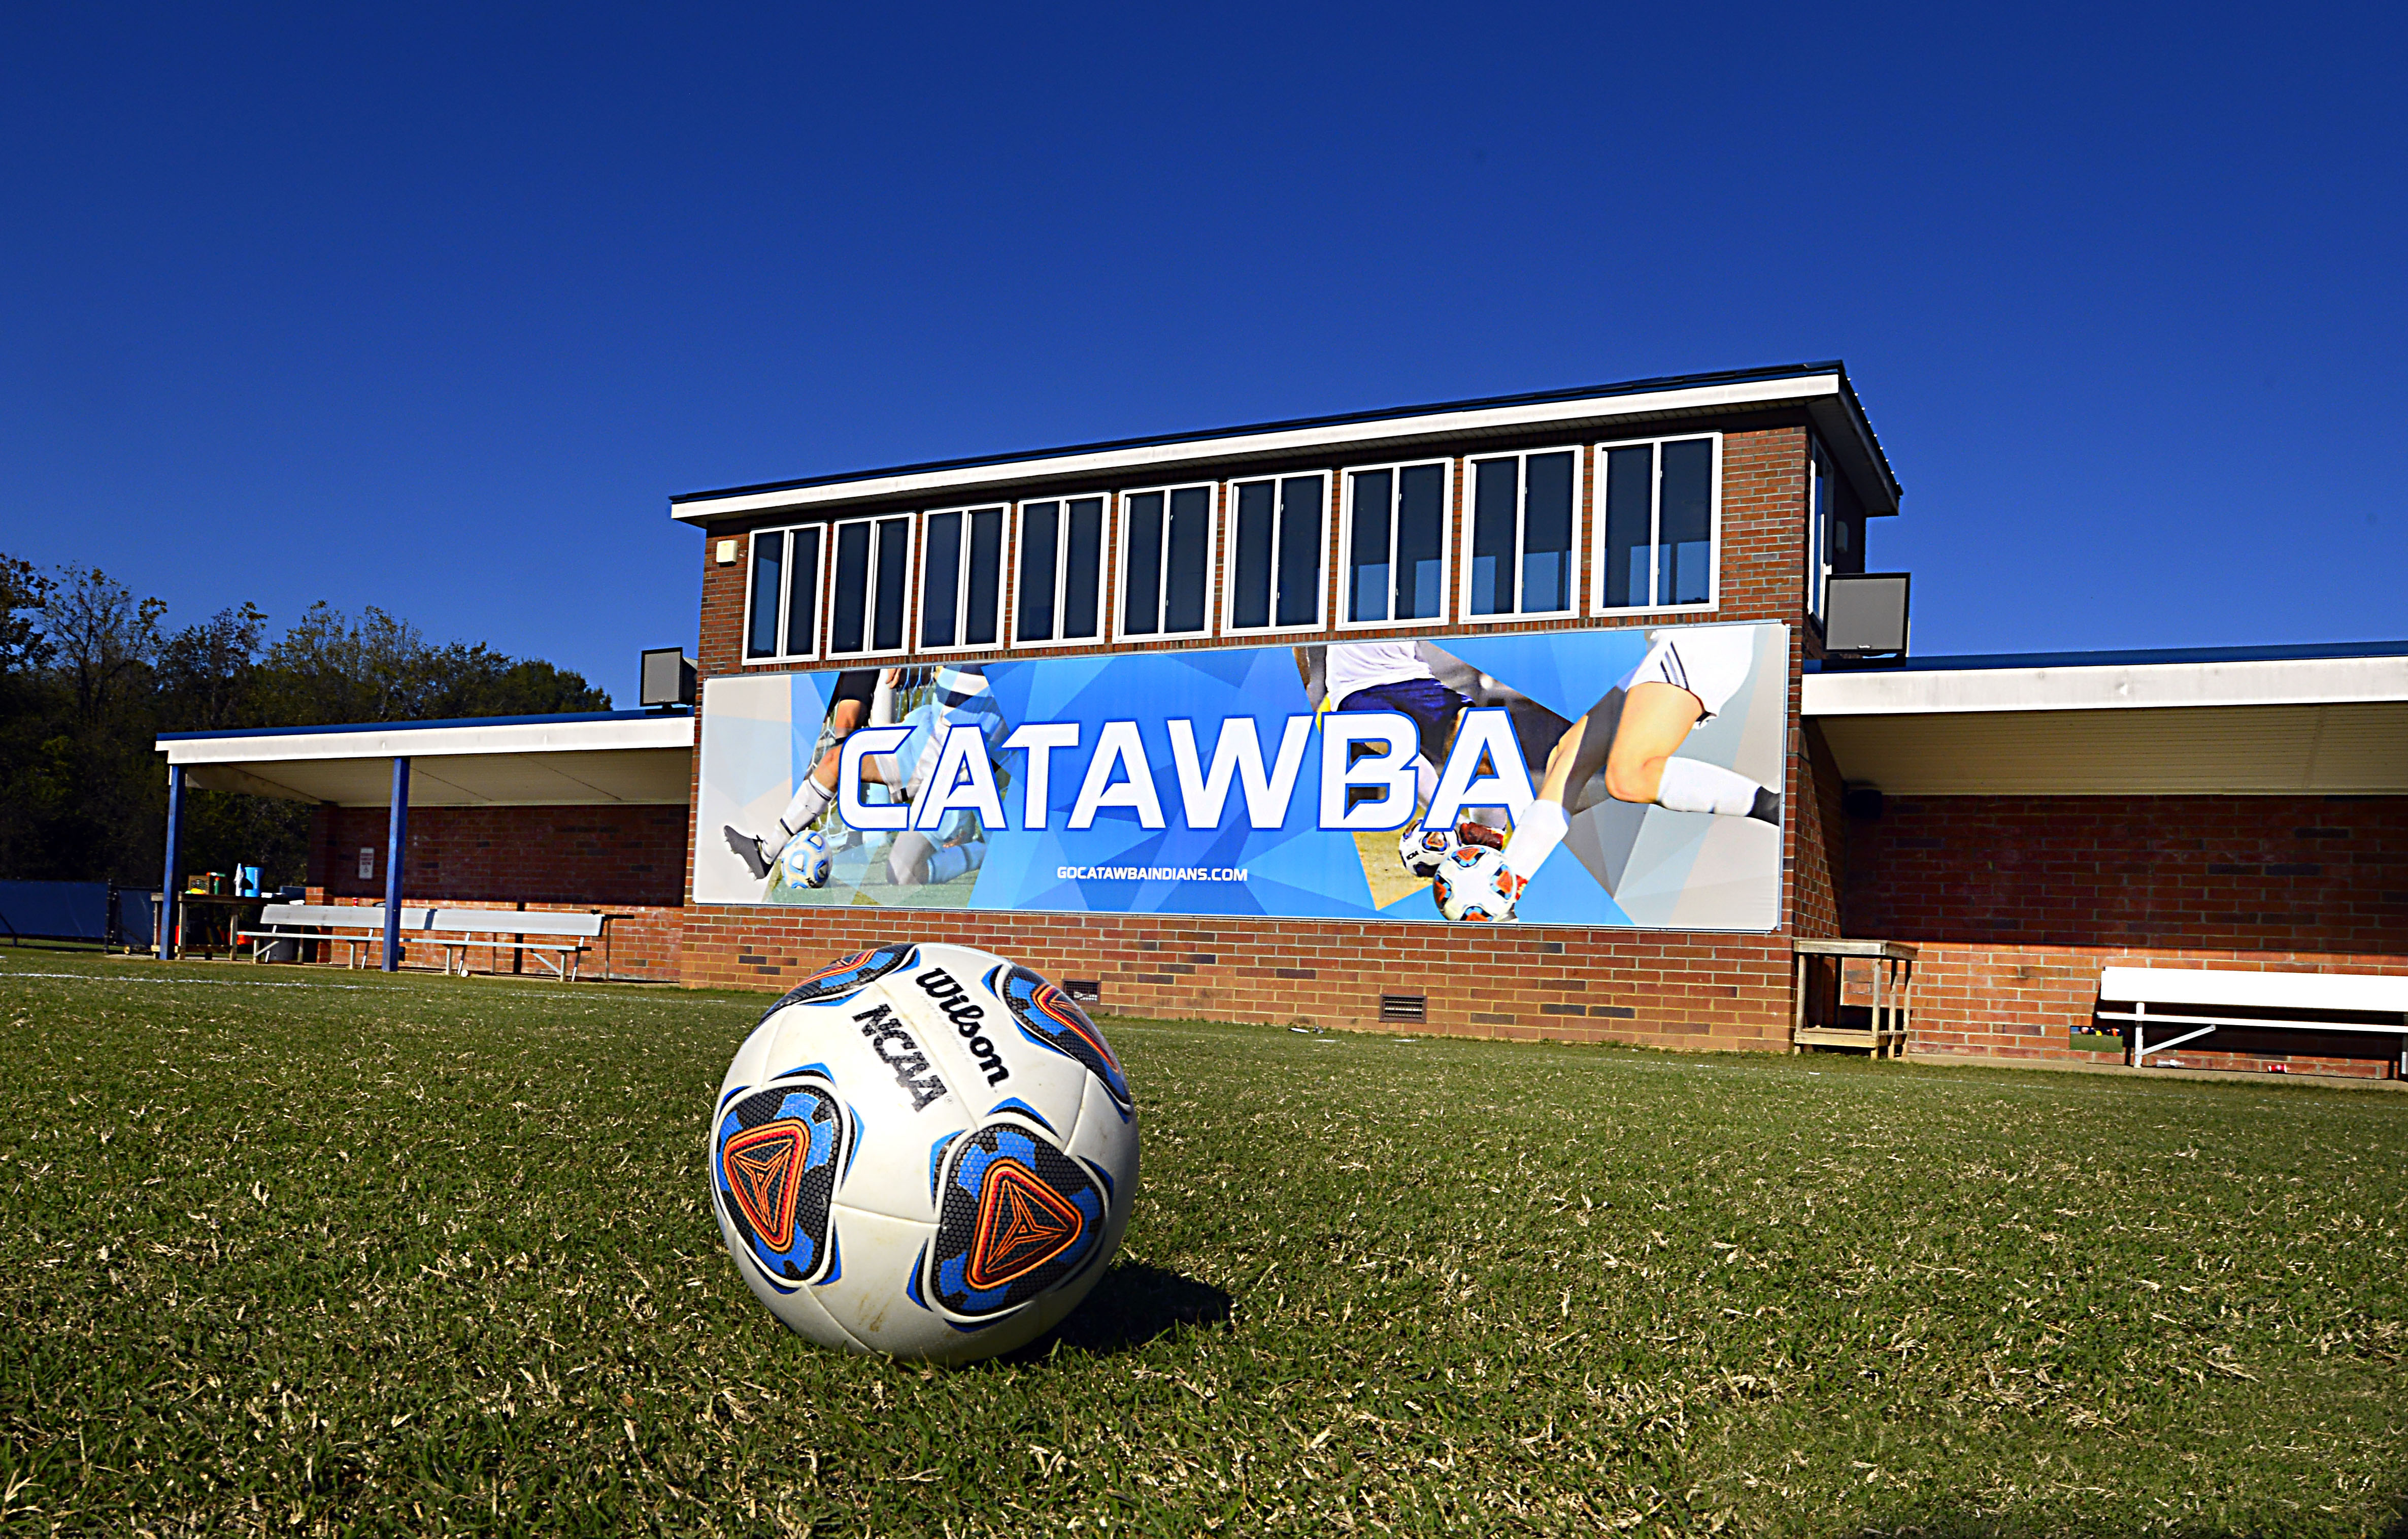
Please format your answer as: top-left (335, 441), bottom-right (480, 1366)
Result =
top-left (854, 665), bottom-right (1011, 891)
top-left (1297, 641), bottom-right (1572, 906)
top-left (721, 666), bottom-right (1012, 900)
top-left (723, 667), bottom-right (879, 888)
top-left (1474, 627), bottom-right (1781, 921)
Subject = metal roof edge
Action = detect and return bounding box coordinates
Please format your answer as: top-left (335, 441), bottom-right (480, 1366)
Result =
top-left (667, 359), bottom-right (1898, 510)
top-left (1807, 639), bottom-right (2408, 674)
top-left (156, 707), bottom-right (688, 747)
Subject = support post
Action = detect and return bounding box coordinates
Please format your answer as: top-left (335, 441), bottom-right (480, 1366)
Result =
top-left (382, 757), bottom-right (410, 972)
top-left (158, 764), bottom-right (184, 961)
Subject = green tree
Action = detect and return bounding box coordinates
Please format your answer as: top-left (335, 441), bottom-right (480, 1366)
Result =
top-left (0, 564), bottom-right (614, 890)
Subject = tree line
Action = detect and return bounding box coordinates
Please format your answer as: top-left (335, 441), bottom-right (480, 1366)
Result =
top-left (0, 554), bottom-right (609, 891)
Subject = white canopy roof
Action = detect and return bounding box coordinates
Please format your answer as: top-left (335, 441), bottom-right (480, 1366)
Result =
top-left (1805, 647), bottom-right (2408, 796)
top-left (157, 712), bottom-right (694, 807)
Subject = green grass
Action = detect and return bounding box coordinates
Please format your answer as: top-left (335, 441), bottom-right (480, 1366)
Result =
top-left (3, 953), bottom-right (2404, 1537)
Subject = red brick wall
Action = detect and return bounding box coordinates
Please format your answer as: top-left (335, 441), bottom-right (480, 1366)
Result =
top-left (682, 907), bottom-right (1798, 1050)
top-left (1843, 795), bottom-right (2408, 1075)
top-left (305, 803), bottom-right (688, 981)
top-left (681, 417), bottom-right (1846, 1051)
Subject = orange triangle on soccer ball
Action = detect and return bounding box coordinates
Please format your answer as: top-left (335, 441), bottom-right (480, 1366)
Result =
top-left (723, 1120), bottom-right (807, 1251)
top-left (965, 1158), bottom-right (1084, 1290)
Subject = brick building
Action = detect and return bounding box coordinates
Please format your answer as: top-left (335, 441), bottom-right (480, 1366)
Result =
top-left (156, 363), bottom-right (2408, 1074)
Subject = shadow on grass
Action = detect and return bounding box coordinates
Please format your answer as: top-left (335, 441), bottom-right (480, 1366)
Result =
top-left (1017, 1259), bottom-right (1232, 1361)
top-left (1840, 1491), bottom-right (2408, 1538)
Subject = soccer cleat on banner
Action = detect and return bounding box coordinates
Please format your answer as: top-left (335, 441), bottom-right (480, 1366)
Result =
top-left (725, 826), bottom-right (774, 881)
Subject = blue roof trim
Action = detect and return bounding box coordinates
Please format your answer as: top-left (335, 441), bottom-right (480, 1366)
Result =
top-left (156, 708), bottom-right (685, 744)
top-left (1808, 639), bottom-right (2408, 674)
top-left (671, 360), bottom-right (1896, 506)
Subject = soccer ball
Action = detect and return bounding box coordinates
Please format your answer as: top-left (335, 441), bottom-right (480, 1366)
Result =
top-left (709, 943), bottom-right (1139, 1362)
top-left (1432, 845), bottom-right (1519, 922)
top-left (776, 829), bottom-right (832, 891)
top-left (1396, 820), bottom-right (1459, 880)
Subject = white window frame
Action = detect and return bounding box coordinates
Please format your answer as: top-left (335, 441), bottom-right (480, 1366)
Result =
top-left (740, 522), bottom-right (828, 664)
top-left (1009, 494), bottom-right (1112, 650)
top-left (1219, 472), bottom-right (1329, 636)
top-left (1806, 438), bottom-right (1834, 628)
top-left (1590, 432), bottom-right (1723, 617)
top-left (1336, 458), bottom-right (1455, 631)
top-left (1455, 445), bottom-right (1585, 624)
top-left (916, 503), bottom-right (1009, 653)
top-left (1113, 482), bottom-right (1219, 643)
top-left (824, 512), bottom-right (916, 660)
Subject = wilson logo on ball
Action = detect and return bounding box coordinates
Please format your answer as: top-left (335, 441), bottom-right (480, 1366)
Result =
top-left (913, 966), bottom-right (1011, 1086)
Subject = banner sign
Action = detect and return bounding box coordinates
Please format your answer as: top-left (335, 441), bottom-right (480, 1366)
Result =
top-left (694, 622), bottom-right (1786, 930)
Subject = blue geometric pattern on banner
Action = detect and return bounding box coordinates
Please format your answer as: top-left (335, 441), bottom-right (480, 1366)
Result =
top-left (700, 625), bottom-right (1787, 931)
top-left (787, 672), bottom-right (828, 788)
top-left (1440, 631), bottom-right (1657, 722)
top-left (968, 645), bottom-right (1381, 919)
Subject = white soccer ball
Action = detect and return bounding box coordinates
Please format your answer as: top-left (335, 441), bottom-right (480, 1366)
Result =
top-left (1432, 844), bottom-right (1518, 923)
top-left (1396, 820), bottom-right (1460, 880)
top-left (709, 943), bottom-right (1139, 1362)
top-left (774, 829), bottom-right (832, 891)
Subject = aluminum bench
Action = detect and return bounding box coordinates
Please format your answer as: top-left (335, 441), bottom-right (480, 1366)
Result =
top-left (2096, 966), bottom-right (2408, 1076)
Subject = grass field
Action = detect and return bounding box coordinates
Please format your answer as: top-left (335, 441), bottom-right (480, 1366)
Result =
top-left (3, 952), bottom-right (2404, 1537)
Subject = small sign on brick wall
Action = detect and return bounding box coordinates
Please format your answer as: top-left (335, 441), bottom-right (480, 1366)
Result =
top-left (357, 847), bottom-right (375, 879)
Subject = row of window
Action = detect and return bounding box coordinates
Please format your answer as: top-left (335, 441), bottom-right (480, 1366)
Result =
top-left (744, 434), bottom-right (1724, 663)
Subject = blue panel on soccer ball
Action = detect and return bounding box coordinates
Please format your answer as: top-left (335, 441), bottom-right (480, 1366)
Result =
top-left (757, 944), bottom-right (917, 1017)
top-left (925, 1123), bottom-right (1106, 1319)
top-left (995, 964), bottom-right (1131, 1115)
top-left (713, 1075), bottom-right (850, 1291)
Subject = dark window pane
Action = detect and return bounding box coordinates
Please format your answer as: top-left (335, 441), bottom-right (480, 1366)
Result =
top-left (747, 531), bottom-right (784, 658)
top-left (1522, 451), bottom-right (1574, 613)
top-left (1469, 459), bottom-right (1519, 615)
top-left (1276, 476), bottom-right (1322, 628)
top-left (1230, 480), bottom-right (1275, 629)
top-left (1348, 469), bottom-right (1391, 623)
top-left (830, 521), bottom-right (871, 653)
top-left (1063, 498), bottom-right (1102, 639)
top-left (1660, 439), bottom-right (1712, 606)
top-left (785, 527), bottom-right (820, 656)
top-left (1603, 445), bottom-right (1653, 609)
top-left (921, 511), bottom-right (962, 648)
top-left (1122, 492), bottom-right (1163, 635)
top-left (1016, 502), bottom-right (1059, 643)
top-left (1165, 486), bottom-right (1212, 634)
top-left (965, 508), bottom-right (1003, 646)
top-left (1396, 464), bottom-right (1445, 620)
top-left (873, 517), bottom-right (910, 652)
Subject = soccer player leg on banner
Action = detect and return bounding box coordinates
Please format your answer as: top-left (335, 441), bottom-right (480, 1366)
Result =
top-left (883, 667), bottom-right (1002, 891)
top-left (725, 669), bottom-right (882, 880)
top-left (1496, 629), bottom-right (1778, 905)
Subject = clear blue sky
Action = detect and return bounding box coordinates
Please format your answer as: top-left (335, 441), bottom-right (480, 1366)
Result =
top-left (5, 3), bottom-right (2402, 700)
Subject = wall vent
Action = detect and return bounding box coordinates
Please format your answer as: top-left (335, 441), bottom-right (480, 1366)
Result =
top-left (1380, 993), bottom-right (1427, 1024)
top-left (1064, 979), bottom-right (1101, 1005)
